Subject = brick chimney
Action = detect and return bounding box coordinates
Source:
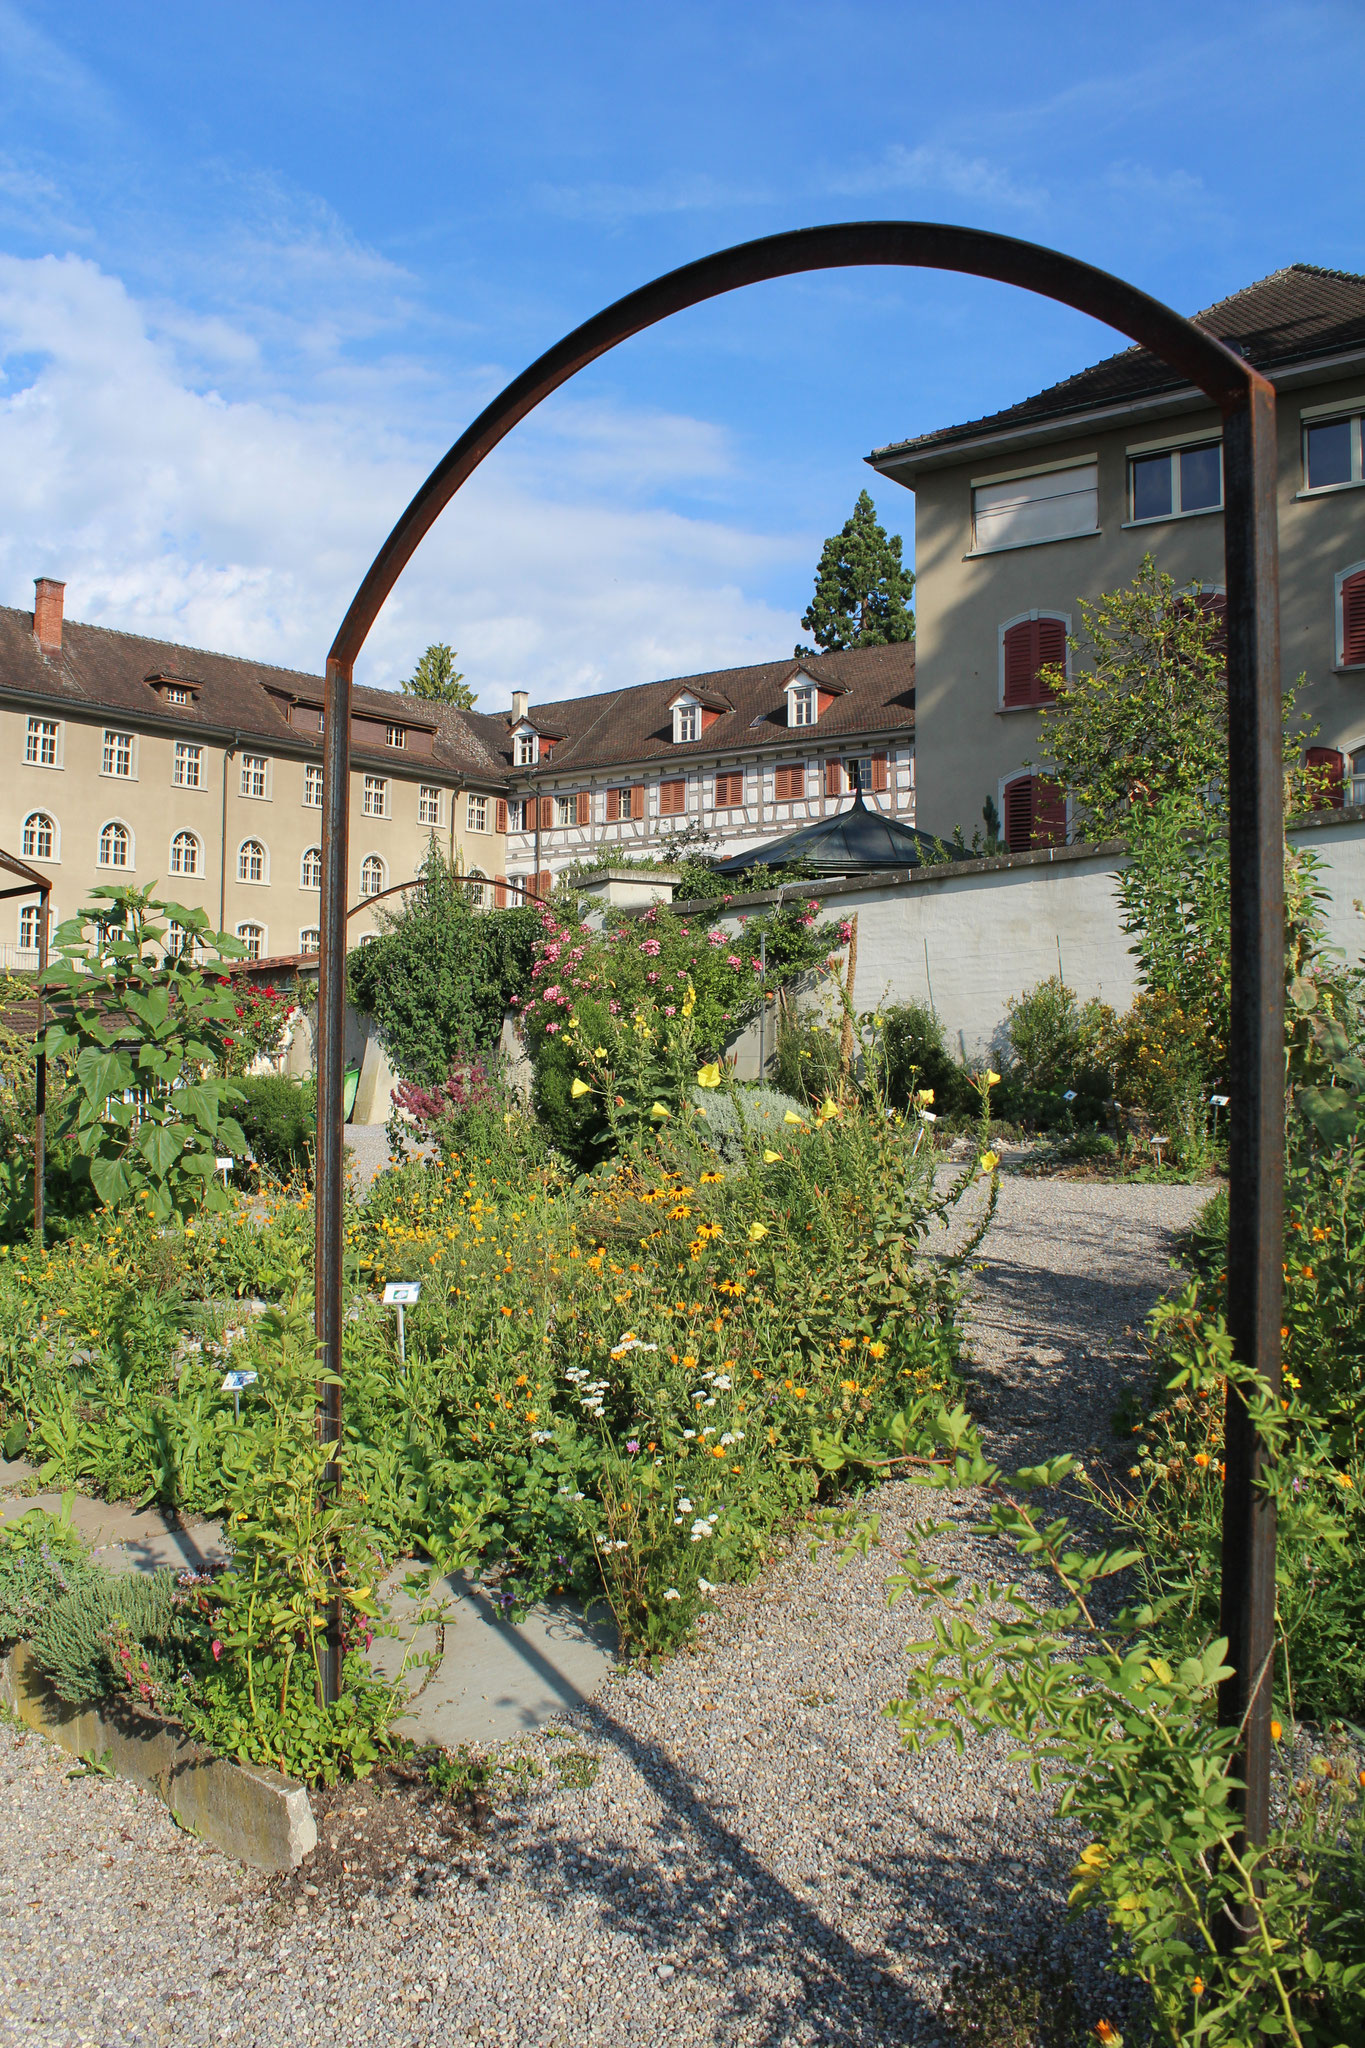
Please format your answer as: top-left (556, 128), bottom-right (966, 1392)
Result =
top-left (33, 578), bottom-right (65, 656)
top-left (511, 689), bottom-right (529, 723)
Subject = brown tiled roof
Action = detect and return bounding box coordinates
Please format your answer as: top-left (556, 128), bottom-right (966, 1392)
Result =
top-left (461, 641), bottom-right (914, 778)
top-left (0, 606), bottom-right (505, 783)
top-left (870, 264), bottom-right (1365, 465)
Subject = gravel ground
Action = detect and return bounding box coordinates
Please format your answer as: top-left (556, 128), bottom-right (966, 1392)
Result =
top-left (0, 1176), bottom-right (1211, 2048)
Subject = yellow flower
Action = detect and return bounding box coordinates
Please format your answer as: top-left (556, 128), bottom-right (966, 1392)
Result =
top-left (649, 1102), bottom-right (671, 1121)
top-left (783, 1111), bottom-right (804, 1126)
top-left (571, 1077), bottom-right (591, 1099)
top-left (593, 1046), bottom-right (607, 1057)
top-left (1193, 1452), bottom-right (1210, 1468)
top-left (762, 1149), bottom-right (782, 1164)
top-left (983, 1069), bottom-right (1001, 1087)
top-left (696, 1063), bottom-right (721, 1089)
top-left (867, 1341), bottom-right (886, 1360)
top-left (681, 980), bottom-right (696, 1018)
top-left (979, 1150), bottom-right (1001, 1175)
top-left (748, 1223), bottom-right (768, 1242)
top-left (915, 1088), bottom-right (934, 1106)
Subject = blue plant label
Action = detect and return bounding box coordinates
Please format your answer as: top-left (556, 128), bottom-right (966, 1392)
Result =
top-left (221, 1369), bottom-right (258, 1392)
top-left (383, 1282), bottom-right (421, 1305)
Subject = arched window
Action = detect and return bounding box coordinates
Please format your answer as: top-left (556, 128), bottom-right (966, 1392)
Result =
top-left (98, 820), bottom-right (131, 869)
top-left (22, 811), bottom-right (55, 861)
top-left (467, 868), bottom-right (487, 907)
top-left (165, 922), bottom-right (199, 962)
top-left (1002, 774), bottom-right (1066, 853)
top-left (170, 830), bottom-right (201, 876)
top-left (299, 927), bottom-right (321, 957)
top-left (236, 922), bottom-right (265, 961)
top-left (1303, 746), bottom-right (1345, 808)
top-left (1001, 614), bottom-right (1067, 709)
top-left (360, 854), bottom-right (385, 898)
top-left (1337, 565), bottom-right (1365, 670)
top-left (238, 839), bottom-right (266, 883)
top-left (301, 845), bottom-right (323, 889)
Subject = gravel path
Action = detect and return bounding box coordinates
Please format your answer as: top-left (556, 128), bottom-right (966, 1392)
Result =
top-left (0, 1177), bottom-right (1210, 2047)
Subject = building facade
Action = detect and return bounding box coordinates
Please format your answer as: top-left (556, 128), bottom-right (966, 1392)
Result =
top-left (1, 582), bottom-right (508, 966)
top-left (867, 263), bottom-right (1365, 845)
top-left (462, 642), bottom-right (916, 896)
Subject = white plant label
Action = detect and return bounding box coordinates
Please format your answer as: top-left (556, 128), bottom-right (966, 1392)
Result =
top-left (383, 1281), bottom-right (421, 1306)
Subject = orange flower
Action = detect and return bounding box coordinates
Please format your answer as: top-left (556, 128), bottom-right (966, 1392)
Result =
top-left (1094, 2024), bottom-right (1119, 2045)
top-left (1193, 1453), bottom-right (1210, 1469)
top-left (1270, 1719), bottom-right (1283, 1741)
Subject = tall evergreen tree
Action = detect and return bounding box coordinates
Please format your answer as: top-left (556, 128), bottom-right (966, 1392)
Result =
top-left (401, 643), bottom-right (475, 709)
top-left (797, 490), bottom-right (915, 655)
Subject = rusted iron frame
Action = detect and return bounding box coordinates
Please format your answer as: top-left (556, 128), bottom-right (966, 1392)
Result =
top-left (316, 223), bottom-right (1282, 1869)
top-left (0, 850), bottom-right (52, 1247)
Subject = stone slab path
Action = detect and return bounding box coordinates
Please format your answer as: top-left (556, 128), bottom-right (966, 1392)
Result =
top-left (0, 1178), bottom-right (1210, 2047)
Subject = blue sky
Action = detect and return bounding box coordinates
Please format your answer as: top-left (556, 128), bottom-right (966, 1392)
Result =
top-left (0, 0), bottom-right (1361, 705)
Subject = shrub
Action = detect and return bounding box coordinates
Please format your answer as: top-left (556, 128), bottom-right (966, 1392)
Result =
top-left (31, 1566), bottom-right (183, 1705)
top-left (876, 1002), bottom-right (979, 1117)
top-left (0, 1500), bottom-right (98, 1646)
top-left (391, 1055), bottom-right (545, 1175)
top-left (233, 1074), bottom-right (315, 1180)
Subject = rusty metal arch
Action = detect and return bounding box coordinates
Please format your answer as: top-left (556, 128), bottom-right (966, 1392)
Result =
top-left (314, 222), bottom-right (1282, 1866)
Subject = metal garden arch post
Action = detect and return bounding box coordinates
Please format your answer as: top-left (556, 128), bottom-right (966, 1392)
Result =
top-left (314, 222), bottom-right (1284, 1864)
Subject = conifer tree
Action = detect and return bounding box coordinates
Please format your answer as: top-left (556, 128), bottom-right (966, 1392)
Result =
top-left (797, 490), bottom-right (915, 655)
top-left (401, 643), bottom-right (475, 709)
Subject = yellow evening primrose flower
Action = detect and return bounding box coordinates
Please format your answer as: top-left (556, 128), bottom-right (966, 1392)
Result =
top-left (763, 1149), bottom-right (782, 1164)
top-left (696, 1063), bottom-right (721, 1089)
top-left (593, 1046), bottom-right (607, 1057)
top-left (571, 1077), bottom-right (591, 1099)
top-left (681, 981), bottom-right (696, 1018)
top-left (979, 1150), bottom-right (1001, 1175)
top-left (983, 1069), bottom-right (1001, 1087)
top-left (748, 1223), bottom-right (768, 1242)
top-left (915, 1088), bottom-right (934, 1106)
top-left (783, 1111), bottom-right (804, 1126)
top-left (649, 1102), bottom-right (671, 1121)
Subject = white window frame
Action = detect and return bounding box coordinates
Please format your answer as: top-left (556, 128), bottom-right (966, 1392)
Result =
top-left (385, 723), bottom-right (407, 749)
top-left (1125, 437), bottom-right (1224, 526)
top-left (1299, 402), bottom-right (1365, 498)
top-left (173, 740), bottom-right (204, 789)
top-left (236, 922), bottom-right (266, 962)
top-left (418, 784), bottom-right (442, 826)
top-left (1336, 559), bottom-right (1365, 670)
top-left (301, 845), bottom-right (323, 889)
top-left (303, 763), bottom-right (324, 808)
top-left (21, 810), bottom-right (58, 862)
top-left (362, 773), bottom-right (389, 818)
top-left (359, 853), bottom-right (386, 898)
top-left (101, 729), bottom-right (137, 780)
top-left (969, 458), bottom-right (1100, 557)
top-left (24, 716), bottom-right (61, 768)
top-left (466, 793), bottom-right (489, 833)
top-left (237, 838), bottom-right (268, 885)
top-left (18, 904), bottom-right (45, 952)
top-left (240, 753), bottom-right (270, 800)
top-left (299, 927), bottom-right (321, 957)
top-left (97, 818), bottom-right (134, 870)
top-left (788, 684), bottom-right (817, 729)
top-left (554, 793), bottom-right (576, 828)
top-left (169, 830), bottom-right (202, 878)
top-left (514, 727), bottom-right (539, 767)
top-left (466, 869), bottom-right (488, 907)
top-left (673, 699), bottom-right (701, 744)
top-left (162, 682), bottom-right (194, 705)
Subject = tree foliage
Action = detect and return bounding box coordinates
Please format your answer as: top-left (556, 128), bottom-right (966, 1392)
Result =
top-left (797, 490), bottom-right (915, 654)
top-left (346, 847), bottom-right (537, 1085)
top-left (400, 642), bottom-right (475, 709)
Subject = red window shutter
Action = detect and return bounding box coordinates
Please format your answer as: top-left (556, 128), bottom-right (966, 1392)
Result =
top-left (495, 798), bottom-right (508, 834)
top-left (1003, 618), bottom-right (1065, 707)
top-left (660, 779), bottom-right (685, 816)
top-left (494, 876), bottom-right (508, 908)
top-left (1035, 617), bottom-right (1066, 699)
top-left (1304, 746), bottom-right (1345, 807)
top-left (537, 794), bottom-right (553, 832)
top-left (605, 788), bottom-right (620, 822)
top-left (536, 869), bottom-right (552, 899)
top-left (825, 760), bottom-right (842, 798)
top-left (1003, 777), bottom-right (1034, 852)
top-left (776, 764), bottom-right (803, 801)
top-left (1033, 776), bottom-right (1066, 847)
top-left (630, 784), bottom-right (644, 820)
top-left (869, 753), bottom-right (888, 793)
top-left (576, 791), bottom-right (590, 826)
top-left (1343, 571), bottom-right (1365, 667)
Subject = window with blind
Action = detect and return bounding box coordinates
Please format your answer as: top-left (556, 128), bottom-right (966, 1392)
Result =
top-left (1002, 774), bottom-right (1066, 852)
top-left (606, 786), bottom-right (643, 821)
top-left (1001, 615), bottom-right (1068, 708)
top-left (659, 779), bottom-right (686, 816)
top-left (972, 463), bottom-right (1098, 554)
top-left (1337, 566), bottom-right (1365, 668)
top-left (774, 764), bottom-right (804, 802)
top-left (714, 771), bottom-right (744, 808)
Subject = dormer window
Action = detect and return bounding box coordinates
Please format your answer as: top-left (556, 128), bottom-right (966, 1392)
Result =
top-left (515, 727), bottom-right (539, 767)
top-left (675, 700), bottom-right (701, 744)
top-left (386, 723), bottom-right (406, 749)
top-left (789, 684), bottom-right (817, 728)
top-left (163, 683), bottom-right (193, 705)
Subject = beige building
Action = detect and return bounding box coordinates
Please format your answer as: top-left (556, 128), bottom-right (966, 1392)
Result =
top-left (868, 263), bottom-right (1365, 845)
top-left (0, 581), bottom-right (509, 967)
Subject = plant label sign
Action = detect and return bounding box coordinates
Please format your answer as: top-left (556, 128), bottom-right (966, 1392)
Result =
top-left (383, 1282), bottom-right (421, 1305)
top-left (221, 1370), bottom-right (258, 1392)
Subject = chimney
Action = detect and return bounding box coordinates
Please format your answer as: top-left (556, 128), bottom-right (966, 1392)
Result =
top-left (511, 689), bottom-right (529, 723)
top-left (33, 578), bottom-right (65, 656)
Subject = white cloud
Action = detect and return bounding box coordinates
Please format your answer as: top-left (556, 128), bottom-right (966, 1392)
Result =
top-left (0, 251), bottom-right (805, 708)
top-left (533, 171), bottom-right (772, 226)
top-left (828, 143), bottom-right (1047, 213)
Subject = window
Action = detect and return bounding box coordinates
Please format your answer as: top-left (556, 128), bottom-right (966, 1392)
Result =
top-left (362, 774), bottom-right (388, 817)
top-left (1337, 566), bottom-right (1365, 669)
top-left (1303, 411), bottom-right (1364, 493)
top-left (386, 723), bottom-right (406, 749)
top-left (467, 793), bottom-right (489, 833)
top-left (714, 771), bottom-right (744, 808)
top-left (467, 870), bottom-right (487, 907)
top-left (102, 729), bottom-right (135, 778)
top-left (240, 754), bottom-right (269, 799)
top-left (774, 764), bottom-right (805, 802)
top-left (674, 702), bottom-right (700, 743)
top-left (515, 730), bottom-right (539, 766)
top-left (504, 797), bottom-right (529, 831)
top-left (238, 839), bottom-right (266, 883)
top-left (1351, 749), bottom-right (1365, 808)
top-left (162, 683), bottom-right (193, 704)
top-left (299, 928), bottom-right (321, 957)
top-left (303, 764), bottom-right (324, 808)
top-left (789, 686), bottom-right (816, 728)
top-left (173, 741), bottom-right (203, 789)
top-left (22, 812), bottom-right (54, 861)
top-left (1001, 614), bottom-right (1068, 709)
top-left (554, 793), bottom-right (577, 827)
top-left (1303, 746), bottom-right (1345, 808)
top-left (972, 462), bottom-right (1098, 553)
top-left (236, 923), bottom-right (265, 961)
top-left (845, 754), bottom-right (889, 794)
top-left (170, 830), bottom-right (202, 877)
top-left (98, 820), bottom-right (131, 868)
top-left (358, 932), bottom-right (378, 948)
top-left (658, 778), bottom-right (686, 817)
top-left (418, 784), bottom-right (441, 826)
top-left (165, 922), bottom-right (199, 962)
top-left (302, 846), bottom-right (323, 889)
top-left (19, 905), bottom-right (43, 953)
top-left (360, 854), bottom-right (386, 897)
top-left (605, 787), bottom-right (641, 822)
top-left (25, 717), bottom-right (59, 767)
top-left (1129, 441), bottom-right (1223, 523)
top-left (1002, 774), bottom-right (1066, 852)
